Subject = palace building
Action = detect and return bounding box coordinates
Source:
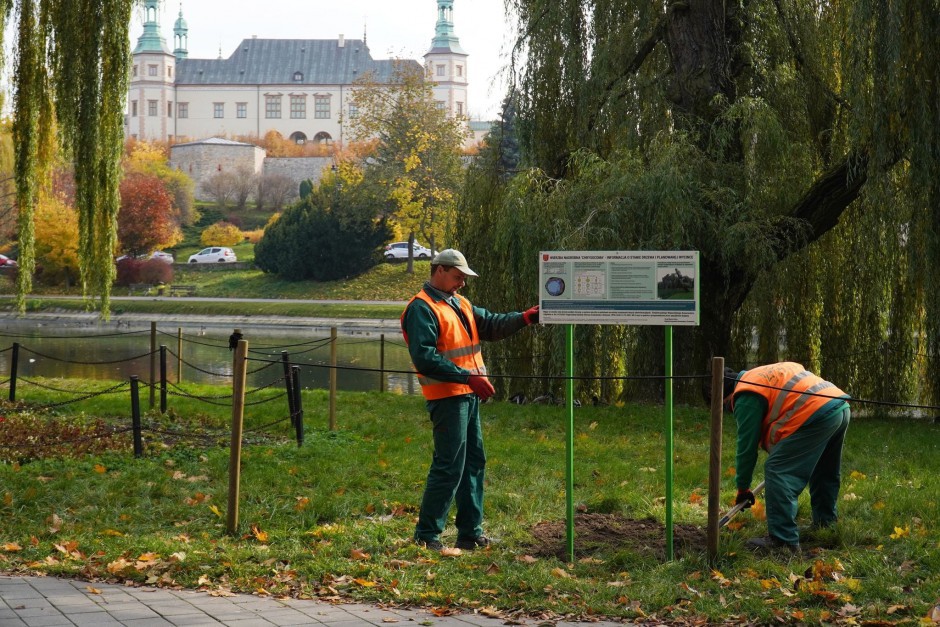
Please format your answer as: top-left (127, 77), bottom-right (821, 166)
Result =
top-left (126, 0), bottom-right (473, 147)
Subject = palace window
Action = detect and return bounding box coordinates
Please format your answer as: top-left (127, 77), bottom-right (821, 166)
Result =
top-left (436, 64), bottom-right (445, 77)
top-left (177, 102), bottom-right (188, 118)
top-left (456, 102), bottom-right (463, 116)
top-left (348, 103), bottom-right (358, 118)
top-left (314, 95), bottom-right (330, 119)
top-left (131, 101), bottom-right (138, 116)
top-left (266, 95), bottom-right (282, 118)
top-left (148, 64), bottom-right (158, 76)
top-left (290, 95), bottom-right (306, 119)
top-left (236, 102), bottom-right (247, 118)
top-left (168, 101), bottom-right (173, 117)
top-left (456, 65), bottom-right (463, 77)
top-left (214, 102), bottom-right (224, 118)
top-left (148, 100), bottom-right (158, 116)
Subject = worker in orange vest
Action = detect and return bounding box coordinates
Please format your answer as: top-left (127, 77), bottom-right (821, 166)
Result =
top-left (722, 362), bottom-right (851, 553)
top-left (402, 249), bottom-right (539, 552)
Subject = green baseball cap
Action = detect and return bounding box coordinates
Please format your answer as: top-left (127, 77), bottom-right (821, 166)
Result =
top-left (432, 248), bottom-right (478, 277)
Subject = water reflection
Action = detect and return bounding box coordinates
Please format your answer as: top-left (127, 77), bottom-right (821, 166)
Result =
top-left (0, 327), bottom-right (418, 395)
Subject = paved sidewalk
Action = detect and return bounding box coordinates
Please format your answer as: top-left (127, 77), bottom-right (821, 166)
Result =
top-left (0, 576), bottom-right (629, 626)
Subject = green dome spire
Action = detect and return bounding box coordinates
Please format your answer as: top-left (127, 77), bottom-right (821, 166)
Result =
top-left (134, 0), bottom-right (172, 54)
top-left (174, 4), bottom-right (189, 59)
top-left (429, 0), bottom-right (465, 54)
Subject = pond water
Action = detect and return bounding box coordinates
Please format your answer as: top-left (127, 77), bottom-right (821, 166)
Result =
top-left (0, 324), bottom-right (418, 395)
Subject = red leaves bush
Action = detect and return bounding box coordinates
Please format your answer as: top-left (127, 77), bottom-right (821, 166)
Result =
top-left (115, 258), bottom-right (174, 286)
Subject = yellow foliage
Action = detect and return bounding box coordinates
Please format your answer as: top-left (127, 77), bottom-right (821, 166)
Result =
top-left (200, 222), bottom-right (243, 247)
top-left (34, 191), bottom-right (80, 285)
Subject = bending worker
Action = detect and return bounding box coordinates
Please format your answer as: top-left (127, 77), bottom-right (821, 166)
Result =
top-left (723, 362), bottom-right (851, 553)
top-left (402, 249), bottom-right (539, 551)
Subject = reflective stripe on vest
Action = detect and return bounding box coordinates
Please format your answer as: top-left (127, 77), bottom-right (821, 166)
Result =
top-left (401, 290), bottom-right (487, 400)
top-left (732, 362), bottom-right (846, 451)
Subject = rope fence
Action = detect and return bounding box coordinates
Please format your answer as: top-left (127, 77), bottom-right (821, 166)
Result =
top-left (1, 325), bottom-right (937, 465)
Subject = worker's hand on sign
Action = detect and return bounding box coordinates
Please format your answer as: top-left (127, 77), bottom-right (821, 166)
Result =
top-left (736, 489), bottom-right (756, 509)
top-left (523, 305), bottom-right (540, 325)
top-left (468, 375), bottom-right (495, 400)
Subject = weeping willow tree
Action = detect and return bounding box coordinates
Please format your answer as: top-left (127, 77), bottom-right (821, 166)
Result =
top-left (3, 0), bottom-right (134, 315)
top-left (459, 0), bottom-right (940, 405)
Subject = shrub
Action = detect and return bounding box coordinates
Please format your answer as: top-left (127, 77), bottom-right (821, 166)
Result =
top-left (255, 187), bottom-right (391, 281)
top-left (115, 258), bottom-right (142, 286)
top-left (138, 258), bottom-right (174, 285)
top-left (200, 221), bottom-right (243, 247)
top-left (243, 229), bottom-right (264, 244)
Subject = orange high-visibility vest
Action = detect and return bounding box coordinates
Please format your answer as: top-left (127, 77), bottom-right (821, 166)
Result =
top-left (401, 290), bottom-right (487, 400)
top-left (731, 362), bottom-right (847, 451)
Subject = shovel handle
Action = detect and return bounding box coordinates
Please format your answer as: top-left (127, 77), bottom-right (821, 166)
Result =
top-left (718, 480), bottom-right (766, 528)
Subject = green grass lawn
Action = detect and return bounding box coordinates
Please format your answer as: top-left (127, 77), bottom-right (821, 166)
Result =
top-left (1, 381), bottom-right (938, 624)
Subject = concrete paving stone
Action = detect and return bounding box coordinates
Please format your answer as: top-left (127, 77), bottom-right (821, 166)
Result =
top-left (231, 598), bottom-right (294, 612)
top-left (216, 618), bottom-right (276, 627)
top-left (22, 615), bottom-right (74, 627)
top-left (12, 604), bottom-right (58, 617)
top-left (129, 588), bottom-right (186, 602)
top-left (166, 616), bottom-right (225, 627)
top-left (148, 601), bottom-right (209, 616)
top-left (108, 606), bottom-right (165, 621)
top-left (0, 586), bottom-right (44, 600)
top-left (119, 617), bottom-right (177, 627)
top-left (68, 611), bottom-right (126, 626)
top-left (47, 600), bottom-right (103, 613)
top-left (256, 608), bottom-right (328, 626)
top-left (0, 618), bottom-right (28, 627)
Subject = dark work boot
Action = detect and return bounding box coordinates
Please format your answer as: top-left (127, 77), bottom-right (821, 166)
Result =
top-left (746, 535), bottom-right (801, 555)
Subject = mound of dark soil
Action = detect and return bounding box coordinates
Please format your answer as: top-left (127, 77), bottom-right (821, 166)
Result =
top-left (528, 513), bottom-right (706, 560)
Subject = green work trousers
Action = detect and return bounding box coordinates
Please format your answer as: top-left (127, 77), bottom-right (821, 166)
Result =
top-left (414, 394), bottom-right (486, 543)
top-left (764, 403), bottom-right (851, 544)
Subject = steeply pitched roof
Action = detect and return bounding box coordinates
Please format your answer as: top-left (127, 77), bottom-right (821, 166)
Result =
top-left (175, 39), bottom-right (421, 86)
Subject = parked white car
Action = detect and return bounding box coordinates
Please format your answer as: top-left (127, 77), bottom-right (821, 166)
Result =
top-left (188, 247), bottom-right (237, 263)
top-left (116, 251), bottom-right (174, 264)
top-left (384, 241), bottom-right (437, 260)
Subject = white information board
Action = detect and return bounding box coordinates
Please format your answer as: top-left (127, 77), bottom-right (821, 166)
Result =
top-left (539, 251), bottom-right (700, 326)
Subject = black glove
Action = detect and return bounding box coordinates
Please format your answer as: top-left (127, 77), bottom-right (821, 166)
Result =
top-left (736, 489), bottom-right (755, 509)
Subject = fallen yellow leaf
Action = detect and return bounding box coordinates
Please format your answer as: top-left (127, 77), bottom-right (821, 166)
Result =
top-left (86, 586), bottom-right (101, 594)
top-left (2, 543), bottom-right (22, 552)
top-left (890, 525), bottom-right (910, 540)
top-left (93, 464), bottom-right (107, 474)
top-left (353, 578), bottom-right (376, 587)
top-left (250, 525), bottom-right (268, 542)
top-left (208, 504), bottom-right (222, 518)
top-left (350, 548), bottom-right (371, 560)
top-left (551, 567), bottom-right (570, 578)
top-left (441, 547), bottom-right (462, 557)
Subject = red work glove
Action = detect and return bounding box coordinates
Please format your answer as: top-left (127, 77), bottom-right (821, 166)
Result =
top-left (735, 489), bottom-right (755, 509)
top-left (522, 305), bottom-right (540, 325)
top-left (467, 374), bottom-right (495, 400)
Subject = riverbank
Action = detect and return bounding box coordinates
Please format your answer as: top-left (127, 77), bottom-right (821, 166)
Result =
top-left (0, 308), bottom-right (403, 337)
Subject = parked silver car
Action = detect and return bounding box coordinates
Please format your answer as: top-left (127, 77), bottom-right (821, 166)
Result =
top-left (188, 247), bottom-right (237, 263)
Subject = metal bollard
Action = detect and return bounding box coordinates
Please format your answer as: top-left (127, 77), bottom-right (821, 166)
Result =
top-left (131, 376), bottom-right (143, 458)
top-left (292, 365), bottom-right (304, 447)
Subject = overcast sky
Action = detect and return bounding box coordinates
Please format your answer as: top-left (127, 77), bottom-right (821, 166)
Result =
top-left (132, 0), bottom-right (516, 120)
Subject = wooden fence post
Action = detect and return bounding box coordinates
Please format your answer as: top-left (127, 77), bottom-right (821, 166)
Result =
top-left (707, 356), bottom-right (725, 563)
top-left (226, 339), bottom-right (249, 535)
top-left (329, 327), bottom-right (337, 431)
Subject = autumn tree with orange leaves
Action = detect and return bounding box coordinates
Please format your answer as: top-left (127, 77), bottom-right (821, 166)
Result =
top-left (117, 174), bottom-right (181, 257)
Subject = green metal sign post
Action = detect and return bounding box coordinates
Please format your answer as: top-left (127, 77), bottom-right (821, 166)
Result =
top-left (664, 325), bottom-right (674, 560)
top-left (565, 324), bottom-right (576, 562)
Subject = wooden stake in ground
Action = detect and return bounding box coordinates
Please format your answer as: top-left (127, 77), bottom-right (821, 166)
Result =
top-left (226, 338), bottom-right (248, 535)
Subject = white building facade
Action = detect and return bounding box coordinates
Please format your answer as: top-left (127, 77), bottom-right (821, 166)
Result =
top-left (125, 0), bottom-right (475, 147)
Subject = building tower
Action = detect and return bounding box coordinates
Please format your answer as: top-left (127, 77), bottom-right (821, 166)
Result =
top-left (127, 0), bottom-right (178, 141)
top-left (423, 0), bottom-right (469, 119)
top-left (173, 5), bottom-right (189, 60)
